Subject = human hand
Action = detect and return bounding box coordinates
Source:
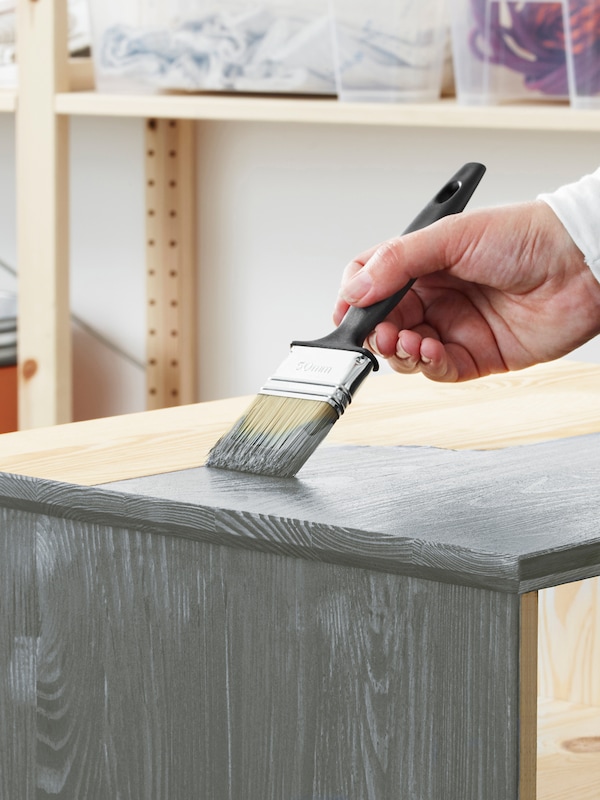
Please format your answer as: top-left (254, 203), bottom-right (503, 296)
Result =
top-left (333, 200), bottom-right (600, 381)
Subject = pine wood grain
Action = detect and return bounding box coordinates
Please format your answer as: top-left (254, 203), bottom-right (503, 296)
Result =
top-left (538, 698), bottom-right (600, 800)
top-left (31, 514), bottom-right (523, 799)
top-left (539, 579), bottom-right (600, 706)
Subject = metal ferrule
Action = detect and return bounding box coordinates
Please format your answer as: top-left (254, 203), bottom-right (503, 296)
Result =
top-left (259, 345), bottom-right (374, 416)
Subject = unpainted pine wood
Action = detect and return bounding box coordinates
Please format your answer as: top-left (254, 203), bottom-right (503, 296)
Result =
top-left (1, 360), bottom-right (600, 485)
top-left (67, 57), bottom-right (94, 92)
top-left (145, 118), bottom-right (197, 410)
top-left (520, 591), bottom-right (538, 800)
top-left (538, 578), bottom-right (600, 706)
top-left (0, 508), bottom-right (37, 800)
top-left (538, 698), bottom-right (600, 800)
top-left (32, 514), bottom-right (523, 800)
top-left (52, 90), bottom-right (600, 134)
top-left (16, 0), bottom-right (71, 428)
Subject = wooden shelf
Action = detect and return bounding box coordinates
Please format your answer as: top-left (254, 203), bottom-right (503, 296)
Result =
top-left (55, 91), bottom-right (600, 132)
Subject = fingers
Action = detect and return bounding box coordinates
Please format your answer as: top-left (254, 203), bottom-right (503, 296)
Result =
top-left (370, 329), bottom-right (474, 382)
top-left (333, 246), bottom-right (379, 325)
top-left (338, 218), bottom-right (458, 308)
top-left (335, 276), bottom-right (426, 330)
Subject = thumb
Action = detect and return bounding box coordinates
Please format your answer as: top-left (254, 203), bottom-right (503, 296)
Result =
top-left (340, 216), bottom-right (459, 307)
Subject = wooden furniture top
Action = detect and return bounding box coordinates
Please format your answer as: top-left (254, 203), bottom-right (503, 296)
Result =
top-left (1, 359), bottom-right (599, 486)
top-left (1, 360), bottom-right (600, 594)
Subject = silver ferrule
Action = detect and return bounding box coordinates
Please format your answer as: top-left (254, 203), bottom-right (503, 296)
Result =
top-left (259, 345), bottom-right (374, 416)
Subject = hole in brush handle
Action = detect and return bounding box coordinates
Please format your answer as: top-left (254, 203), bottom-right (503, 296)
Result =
top-left (435, 178), bottom-right (462, 205)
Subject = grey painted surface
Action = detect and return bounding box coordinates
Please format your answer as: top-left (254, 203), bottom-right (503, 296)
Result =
top-left (0, 508), bottom-right (36, 800)
top-left (0, 506), bottom-right (523, 799)
top-left (3, 435), bottom-right (600, 591)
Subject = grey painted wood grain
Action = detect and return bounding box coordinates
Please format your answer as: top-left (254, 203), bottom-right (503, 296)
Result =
top-left (0, 508), bottom-right (37, 800)
top-left (3, 434), bottom-right (600, 591)
top-left (27, 514), bottom-right (520, 799)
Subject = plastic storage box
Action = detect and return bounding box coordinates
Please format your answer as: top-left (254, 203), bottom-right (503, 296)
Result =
top-left (0, 0), bottom-right (90, 89)
top-left (451, 0), bottom-right (570, 104)
top-left (329, 0), bottom-right (449, 102)
top-left (564, 0), bottom-right (600, 108)
top-left (88, 0), bottom-right (336, 95)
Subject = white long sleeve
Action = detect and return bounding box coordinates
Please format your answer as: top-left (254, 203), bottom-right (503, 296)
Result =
top-left (538, 168), bottom-right (600, 282)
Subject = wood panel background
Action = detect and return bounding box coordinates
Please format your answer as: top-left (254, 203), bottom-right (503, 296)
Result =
top-left (538, 698), bottom-right (600, 800)
top-left (539, 578), bottom-right (600, 706)
top-left (0, 508), bottom-right (529, 799)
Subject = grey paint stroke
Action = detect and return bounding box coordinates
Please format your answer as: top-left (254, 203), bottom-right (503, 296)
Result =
top-left (2, 434), bottom-right (600, 591)
top-left (1, 506), bottom-right (523, 800)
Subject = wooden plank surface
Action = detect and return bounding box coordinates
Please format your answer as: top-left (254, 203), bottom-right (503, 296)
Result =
top-left (521, 592), bottom-right (539, 800)
top-left (2, 432), bottom-right (600, 592)
top-left (30, 512), bottom-right (522, 799)
top-left (0, 355), bottom-right (599, 796)
top-left (539, 579), bottom-right (600, 706)
top-left (1, 360), bottom-right (600, 485)
top-left (538, 698), bottom-right (600, 800)
top-left (0, 508), bottom-right (37, 800)
top-left (16, 0), bottom-right (71, 427)
top-left (145, 118), bottom-right (197, 409)
top-left (97, 433), bottom-right (600, 593)
top-left (55, 92), bottom-right (600, 132)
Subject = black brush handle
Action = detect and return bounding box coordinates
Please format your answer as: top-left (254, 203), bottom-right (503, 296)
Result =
top-left (293, 162), bottom-right (486, 368)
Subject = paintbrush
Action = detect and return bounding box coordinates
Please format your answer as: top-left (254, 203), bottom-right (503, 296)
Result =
top-left (206, 162), bottom-right (486, 478)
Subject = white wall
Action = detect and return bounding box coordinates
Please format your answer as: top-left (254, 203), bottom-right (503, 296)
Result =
top-left (0, 112), bottom-right (599, 420)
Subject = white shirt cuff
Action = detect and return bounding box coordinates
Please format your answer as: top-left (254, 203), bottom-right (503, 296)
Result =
top-left (538, 168), bottom-right (600, 283)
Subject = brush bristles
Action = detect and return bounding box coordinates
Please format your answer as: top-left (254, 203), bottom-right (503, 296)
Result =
top-left (205, 394), bottom-right (339, 478)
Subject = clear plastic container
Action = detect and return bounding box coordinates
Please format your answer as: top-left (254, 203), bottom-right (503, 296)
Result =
top-left (329, 0), bottom-right (449, 102)
top-left (451, 0), bottom-right (570, 104)
top-left (88, 0), bottom-right (336, 95)
top-left (564, 0), bottom-right (600, 108)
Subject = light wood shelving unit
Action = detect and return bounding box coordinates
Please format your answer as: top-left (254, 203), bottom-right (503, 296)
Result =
top-left (6, 5), bottom-right (600, 795)
top-left (12, 1), bottom-right (600, 430)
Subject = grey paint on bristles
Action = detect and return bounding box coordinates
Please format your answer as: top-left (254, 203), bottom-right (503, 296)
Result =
top-left (205, 394), bottom-right (339, 478)
top-left (206, 344), bottom-right (374, 477)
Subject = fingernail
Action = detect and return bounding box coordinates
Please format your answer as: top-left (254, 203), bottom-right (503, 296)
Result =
top-left (367, 332), bottom-right (381, 355)
top-left (342, 270), bottom-right (372, 304)
top-left (396, 340), bottom-right (409, 359)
